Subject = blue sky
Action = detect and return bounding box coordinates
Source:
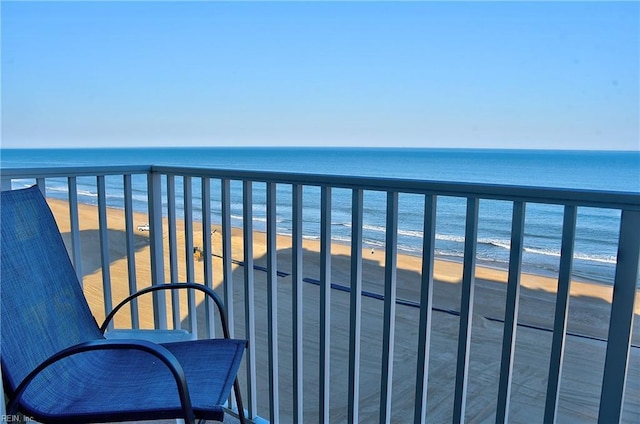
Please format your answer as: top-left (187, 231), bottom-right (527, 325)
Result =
top-left (1, 1), bottom-right (638, 150)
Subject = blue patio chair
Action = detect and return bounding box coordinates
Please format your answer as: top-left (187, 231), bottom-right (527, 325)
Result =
top-left (1, 186), bottom-right (247, 424)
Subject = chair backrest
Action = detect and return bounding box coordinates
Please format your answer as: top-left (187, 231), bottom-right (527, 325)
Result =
top-left (1, 186), bottom-right (103, 391)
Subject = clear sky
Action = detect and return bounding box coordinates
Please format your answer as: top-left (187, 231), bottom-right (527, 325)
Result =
top-left (1, 1), bottom-right (638, 150)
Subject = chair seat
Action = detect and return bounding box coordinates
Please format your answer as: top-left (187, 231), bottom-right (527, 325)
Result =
top-left (18, 338), bottom-right (246, 423)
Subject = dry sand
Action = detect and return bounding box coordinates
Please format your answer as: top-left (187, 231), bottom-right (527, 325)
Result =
top-left (48, 199), bottom-right (639, 423)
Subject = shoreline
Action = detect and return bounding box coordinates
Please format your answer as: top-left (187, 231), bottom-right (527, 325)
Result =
top-left (45, 197), bottom-right (639, 312)
top-left (29, 175), bottom-right (621, 286)
top-left (326, 235), bottom-right (615, 288)
top-left (45, 197), bottom-right (639, 324)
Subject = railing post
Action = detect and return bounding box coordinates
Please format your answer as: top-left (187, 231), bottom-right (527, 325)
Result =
top-left (496, 201), bottom-right (526, 423)
top-left (0, 178), bottom-right (11, 191)
top-left (267, 182), bottom-right (280, 423)
top-left (166, 175), bottom-right (180, 329)
top-left (453, 197), bottom-right (479, 424)
top-left (380, 191), bottom-right (398, 424)
top-left (292, 184), bottom-right (304, 424)
top-left (243, 180), bottom-right (258, 418)
top-left (183, 176), bottom-right (198, 334)
top-left (67, 176), bottom-right (83, 282)
top-left (147, 170), bottom-right (167, 330)
top-left (544, 205), bottom-right (577, 423)
top-left (348, 188), bottom-right (364, 424)
top-left (202, 177), bottom-right (215, 337)
top-left (97, 176), bottom-right (114, 329)
top-left (414, 194), bottom-right (437, 424)
top-left (124, 174), bottom-right (140, 329)
top-left (598, 209), bottom-right (640, 423)
top-left (36, 177), bottom-right (45, 195)
top-left (221, 179), bottom-right (234, 337)
top-left (320, 186), bottom-right (332, 423)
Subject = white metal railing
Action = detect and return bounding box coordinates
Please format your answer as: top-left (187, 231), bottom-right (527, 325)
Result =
top-left (1, 165), bottom-right (639, 423)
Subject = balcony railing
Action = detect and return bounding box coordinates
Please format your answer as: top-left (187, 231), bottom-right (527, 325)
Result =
top-left (1, 165), bottom-right (639, 423)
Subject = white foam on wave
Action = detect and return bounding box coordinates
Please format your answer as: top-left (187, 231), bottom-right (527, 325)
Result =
top-left (575, 253), bottom-right (616, 264)
top-left (341, 222), bottom-right (426, 239)
top-left (65, 188), bottom-right (99, 198)
top-left (522, 246), bottom-right (616, 264)
top-left (251, 216), bottom-right (285, 224)
top-left (485, 239), bottom-right (511, 250)
top-left (46, 185), bottom-right (69, 194)
top-left (436, 234), bottom-right (465, 243)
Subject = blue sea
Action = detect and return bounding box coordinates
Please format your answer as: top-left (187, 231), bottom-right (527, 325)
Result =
top-left (2, 148), bottom-right (639, 285)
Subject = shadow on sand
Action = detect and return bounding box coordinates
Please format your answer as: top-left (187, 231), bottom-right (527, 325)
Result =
top-left (179, 246), bottom-right (639, 423)
top-left (60, 228), bottom-right (150, 279)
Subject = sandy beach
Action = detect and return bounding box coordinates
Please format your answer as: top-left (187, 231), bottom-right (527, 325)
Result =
top-left (47, 198), bottom-right (639, 423)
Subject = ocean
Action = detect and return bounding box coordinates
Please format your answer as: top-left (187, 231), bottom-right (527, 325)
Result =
top-left (1, 147), bottom-right (639, 285)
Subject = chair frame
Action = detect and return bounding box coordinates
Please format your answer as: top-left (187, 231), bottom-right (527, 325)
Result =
top-left (100, 282), bottom-right (247, 423)
top-left (4, 283), bottom-right (247, 424)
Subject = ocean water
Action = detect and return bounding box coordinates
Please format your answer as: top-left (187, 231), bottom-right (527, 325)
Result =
top-left (2, 148), bottom-right (639, 285)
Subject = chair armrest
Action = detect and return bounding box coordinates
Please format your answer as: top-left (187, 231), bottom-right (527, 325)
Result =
top-left (99, 283), bottom-right (232, 339)
top-left (7, 339), bottom-right (196, 423)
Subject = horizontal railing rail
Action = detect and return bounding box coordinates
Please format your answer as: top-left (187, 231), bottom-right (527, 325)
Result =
top-left (4, 165), bottom-right (640, 210)
top-left (1, 165), bottom-right (638, 423)
top-left (155, 165), bottom-right (640, 210)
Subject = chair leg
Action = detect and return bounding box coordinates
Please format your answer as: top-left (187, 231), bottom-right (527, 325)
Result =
top-left (233, 378), bottom-right (246, 424)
